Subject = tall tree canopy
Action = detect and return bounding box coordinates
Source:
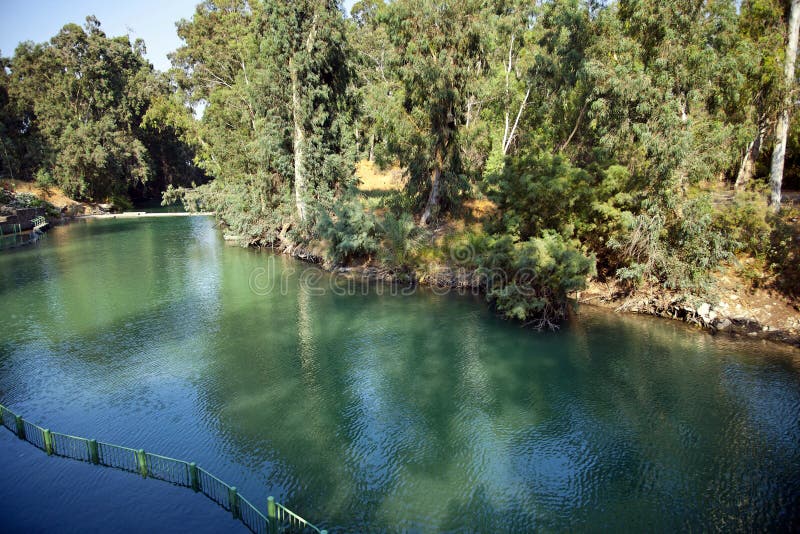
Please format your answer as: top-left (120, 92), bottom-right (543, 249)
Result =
top-left (170, 0), bottom-right (353, 239)
top-left (1, 17), bottom-right (200, 202)
top-left (3, 0), bottom-right (798, 325)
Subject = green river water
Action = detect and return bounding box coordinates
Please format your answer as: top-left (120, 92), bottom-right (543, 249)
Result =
top-left (0, 216), bottom-right (798, 532)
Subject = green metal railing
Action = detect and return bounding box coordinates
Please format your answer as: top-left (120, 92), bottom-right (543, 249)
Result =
top-left (0, 223), bottom-right (23, 249)
top-left (0, 402), bottom-right (326, 534)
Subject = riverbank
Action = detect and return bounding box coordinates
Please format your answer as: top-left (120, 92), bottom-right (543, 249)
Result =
top-left (272, 236), bottom-right (800, 349)
top-left (352, 163), bottom-right (800, 347)
top-left (579, 279), bottom-right (800, 348)
top-left (5, 174), bottom-right (798, 348)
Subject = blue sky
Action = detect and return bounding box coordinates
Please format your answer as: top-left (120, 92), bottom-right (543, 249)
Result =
top-left (0, 0), bottom-right (358, 71)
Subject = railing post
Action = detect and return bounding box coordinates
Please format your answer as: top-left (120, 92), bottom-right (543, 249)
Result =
top-left (229, 486), bottom-right (239, 519)
top-left (136, 449), bottom-right (148, 477)
top-left (15, 415), bottom-right (25, 440)
top-left (88, 439), bottom-right (99, 464)
top-left (189, 462), bottom-right (199, 492)
top-left (43, 428), bottom-right (53, 455)
top-left (267, 496), bottom-right (277, 533)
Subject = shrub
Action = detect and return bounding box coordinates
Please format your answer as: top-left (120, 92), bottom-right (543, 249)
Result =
top-left (377, 212), bottom-right (422, 268)
top-left (484, 232), bottom-right (596, 329)
top-left (316, 198), bottom-right (379, 264)
top-left (611, 195), bottom-right (733, 292)
top-left (491, 149), bottom-right (592, 240)
top-left (11, 193), bottom-right (43, 208)
top-left (666, 195), bottom-right (731, 289)
top-left (35, 169), bottom-right (56, 195)
top-left (0, 187), bottom-right (13, 205)
top-left (109, 194), bottom-right (133, 212)
top-left (713, 192), bottom-right (771, 258)
top-left (767, 208), bottom-right (800, 298)
top-left (164, 178), bottom-right (294, 246)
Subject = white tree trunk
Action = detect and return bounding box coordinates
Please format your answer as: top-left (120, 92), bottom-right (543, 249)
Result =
top-left (769, 0), bottom-right (800, 212)
top-left (369, 134), bottom-right (375, 162)
top-left (291, 60), bottom-right (308, 223)
top-left (420, 167), bottom-right (441, 226)
top-left (557, 99), bottom-right (588, 153)
top-left (291, 16), bottom-right (320, 224)
top-left (503, 86), bottom-right (530, 155)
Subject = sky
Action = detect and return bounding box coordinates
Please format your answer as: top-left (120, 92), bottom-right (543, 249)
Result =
top-left (0, 0), bottom-right (358, 72)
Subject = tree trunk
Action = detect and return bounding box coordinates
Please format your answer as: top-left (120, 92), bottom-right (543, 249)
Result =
top-left (735, 121), bottom-right (765, 190)
top-left (368, 134), bottom-right (375, 162)
top-left (557, 98), bottom-right (588, 153)
top-left (503, 86), bottom-right (530, 155)
top-left (420, 147), bottom-right (444, 225)
top-left (0, 141), bottom-right (14, 180)
top-left (291, 59), bottom-right (308, 223)
top-left (769, 0), bottom-right (800, 212)
top-left (290, 14), bottom-right (320, 224)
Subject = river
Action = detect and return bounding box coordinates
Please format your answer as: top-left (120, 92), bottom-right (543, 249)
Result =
top-left (0, 216), bottom-right (798, 532)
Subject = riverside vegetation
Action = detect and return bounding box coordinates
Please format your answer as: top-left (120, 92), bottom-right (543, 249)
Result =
top-left (2, 0), bottom-right (800, 331)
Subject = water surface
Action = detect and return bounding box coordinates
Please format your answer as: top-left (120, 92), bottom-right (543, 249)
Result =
top-left (0, 217), bottom-right (798, 532)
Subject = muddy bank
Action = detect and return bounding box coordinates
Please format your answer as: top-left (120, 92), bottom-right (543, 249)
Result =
top-left (579, 280), bottom-right (800, 348)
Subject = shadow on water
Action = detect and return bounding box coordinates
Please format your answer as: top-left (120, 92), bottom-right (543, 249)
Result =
top-left (187, 271), bottom-right (800, 531)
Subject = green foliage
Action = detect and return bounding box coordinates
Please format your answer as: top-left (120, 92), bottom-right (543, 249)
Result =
top-left (484, 232), bottom-right (596, 329)
top-left (34, 169), bottom-right (55, 192)
top-left (417, 228), bottom-right (595, 328)
top-left (2, 17), bottom-right (200, 201)
top-left (172, 0), bottom-right (354, 236)
top-left (611, 196), bottom-right (733, 292)
top-left (713, 192), bottom-right (772, 257)
top-left (54, 118), bottom-right (151, 200)
top-left (0, 187), bottom-right (12, 205)
top-left (0, 186), bottom-right (62, 219)
top-left (377, 212), bottom-right (422, 268)
top-left (767, 208), bottom-right (800, 298)
top-left (166, 177), bottom-right (293, 246)
top-left (491, 148), bottom-right (592, 240)
top-left (376, 0), bottom-right (488, 221)
top-left (9, 192), bottom-right (43, 208)
top-left (316, 198), bottom-right (379, 263)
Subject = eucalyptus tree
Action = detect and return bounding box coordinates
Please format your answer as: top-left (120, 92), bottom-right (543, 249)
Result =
top-left (0, 16), bottom-right (198, 201)
top-left (259, 0), bottom-right (354, 225)
top-left (478, 0), bottom-right (537, 177)
top-left (171, 0), bottom-right (353, 240)
top-left (0, 53), bottom-right (34, 180)
top-left (8, 17), bottom-right (155, 200)
top-left (558, 0), bottom-right (752, 289)
top-left (171, 0), bottom-right (264, 185)
top-left (380, 0), bottom-right (488, 224)
top-left (584, 0), bottom-right (746, 188)
top-left (768, 0), bottom-right (800, 211)
top-left (734, 0), bottom-right (786, 190)
top-left (348, 0), bottom-right (397, 163)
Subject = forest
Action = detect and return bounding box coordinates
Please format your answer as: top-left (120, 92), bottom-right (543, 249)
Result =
top-left (1, 0), bottom-right (799, 328)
